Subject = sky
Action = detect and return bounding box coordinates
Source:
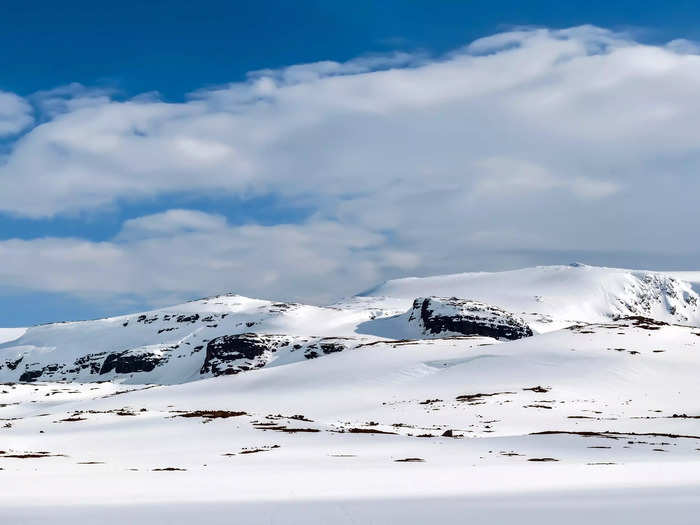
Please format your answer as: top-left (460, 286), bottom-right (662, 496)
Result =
top-left (3, 1), bottom-right (700, 326)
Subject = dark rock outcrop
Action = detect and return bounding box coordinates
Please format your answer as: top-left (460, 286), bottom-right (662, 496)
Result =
top-left (5, 357), bottom-right (23, 370)
top-left (19, 369), bottom-right (43, 382)
top-left (409, 297), bottom-right (533, 340)
top-left (100, 351), bottom-right (164, 375)
top-left (176, 314), bottom-right (200, 323)
top-left (320, 342), bottom-right (345, 354)
top-left (200, 333), bottom-right (274, 376)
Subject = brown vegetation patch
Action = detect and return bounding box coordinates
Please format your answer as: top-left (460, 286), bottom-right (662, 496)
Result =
top-left (347, 427), bottom-right (397, 435)
top-left (176, 410), bottom-right (247, 419)
top-left (456, 392), bottom-right (516, 403)
top-left (236, 445), bottom-right (281, 455)
top-left (56, 416), bottom-right (87, 422)
top-left (532, 430), bottom-right (700, 440)
top-left (0, 451), bottom-right (65, 459)
top-left (523, 386), bottom-right (550, 393)
top-left (255, 425), bottom-right (320, 433)
top-left (621, 316), bottom-right (667, 330)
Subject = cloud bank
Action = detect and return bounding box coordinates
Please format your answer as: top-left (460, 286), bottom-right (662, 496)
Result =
top-left (2, 26), bottom-right (700, 306)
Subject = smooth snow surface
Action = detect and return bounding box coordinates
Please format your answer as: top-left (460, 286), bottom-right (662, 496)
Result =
top-left (0, 327), bottom-right (26, 344)
top-left (363, 264), bottom-right (700, 330)
top-left (1, 265), bottom-right (699, 523)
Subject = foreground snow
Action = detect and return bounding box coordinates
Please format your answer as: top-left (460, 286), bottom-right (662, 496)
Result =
top-left (1, 265), bottom-right (699, 523)
top-left (4, 485), bottom-right (699, 525)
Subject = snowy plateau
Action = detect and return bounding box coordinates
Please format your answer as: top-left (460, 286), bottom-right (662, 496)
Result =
top-left (1, 264), bottom-right (699, 523)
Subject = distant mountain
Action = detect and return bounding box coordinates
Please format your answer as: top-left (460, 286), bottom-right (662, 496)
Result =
top-left (1, 264), bottom-right (698, 384)
top-left (361, 264), bottom-right (700, 330)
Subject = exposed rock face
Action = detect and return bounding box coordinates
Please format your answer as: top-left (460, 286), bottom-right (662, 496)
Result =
top-left (301, 337), bottom-right (351, 360)
top-left (615, 272), bottom-right (698, 322)
top-left (409, 297), bottom-right (533, 340)
top-left (19, 369), bottom-right (43, 382)
top-left (4, 329), bottom-right (367, 383)
top-left (200, 333), bottom-right (275, 376)
top-left (199, 334), bottom-right (360, 375)
top-left (100, 351), bottom-right (164, 375)
top-left (5, 357), bottom-right (23, 370)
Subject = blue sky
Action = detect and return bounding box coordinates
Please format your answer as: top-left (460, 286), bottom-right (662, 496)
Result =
top-left (3, 1), bottom-right (698, 100)
top-left (3, 1), bottom-right (700, 326)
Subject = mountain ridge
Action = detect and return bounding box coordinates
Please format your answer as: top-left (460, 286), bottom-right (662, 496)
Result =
top-left (1, 264), bottom-right (699, 384)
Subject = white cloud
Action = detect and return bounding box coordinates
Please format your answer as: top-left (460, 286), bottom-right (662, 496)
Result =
top-left (0, 211), bottom-right (420, 304)
top-left (0, 91), bottom-right (33, 137)
top-left (473, 158), bottom-right (619, 199)
top-left (30, 83), bottom-right (116, 119)
top-left (0, 25), bottom-right (658, 218)
top-left (117, 209), bottom-right (229, 240)
top-left (2, 26), bottom-right (700, 305)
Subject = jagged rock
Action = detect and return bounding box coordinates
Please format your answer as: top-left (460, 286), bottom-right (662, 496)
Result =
top-left (613, 272), bottom-right (698, 321)
top-left (5, 357), bottom-right (23, 371)
top-left (408, 297), bottom-right (533, 340)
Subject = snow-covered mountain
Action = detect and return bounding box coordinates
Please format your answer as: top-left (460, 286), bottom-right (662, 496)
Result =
top-left (1, 264), bottom-right (699, 385)
top-left (1, 263), bottom-right (699, 523)
top-left (362, 263), bottom-right (700, 329)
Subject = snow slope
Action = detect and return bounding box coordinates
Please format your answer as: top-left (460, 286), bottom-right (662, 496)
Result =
top-left (362, 264), bottom-right (700, 330)
top-left (0, 316), bottom-right (698, 523)
top-left (2, 264), bottom-right (700, 386)
top-left (0, 295), bottom-right (387, 384)
top-left (0, 327), bottom-right (26, 344)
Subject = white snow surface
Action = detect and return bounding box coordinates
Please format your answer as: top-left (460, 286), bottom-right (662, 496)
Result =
top-left (362, 264), bottom-right (700, 330)
top-left (0, 327), bottom-right (26, 344)
top-left (1, 264), bottom-right (699, 523)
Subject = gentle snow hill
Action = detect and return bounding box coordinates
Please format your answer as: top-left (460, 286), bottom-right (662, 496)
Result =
top-left (360, 264), bottom-right (700, 331)
top-left (0, 327), bottom-right (26, 344)
top-left (0, 294), bottom-right (391, 384)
